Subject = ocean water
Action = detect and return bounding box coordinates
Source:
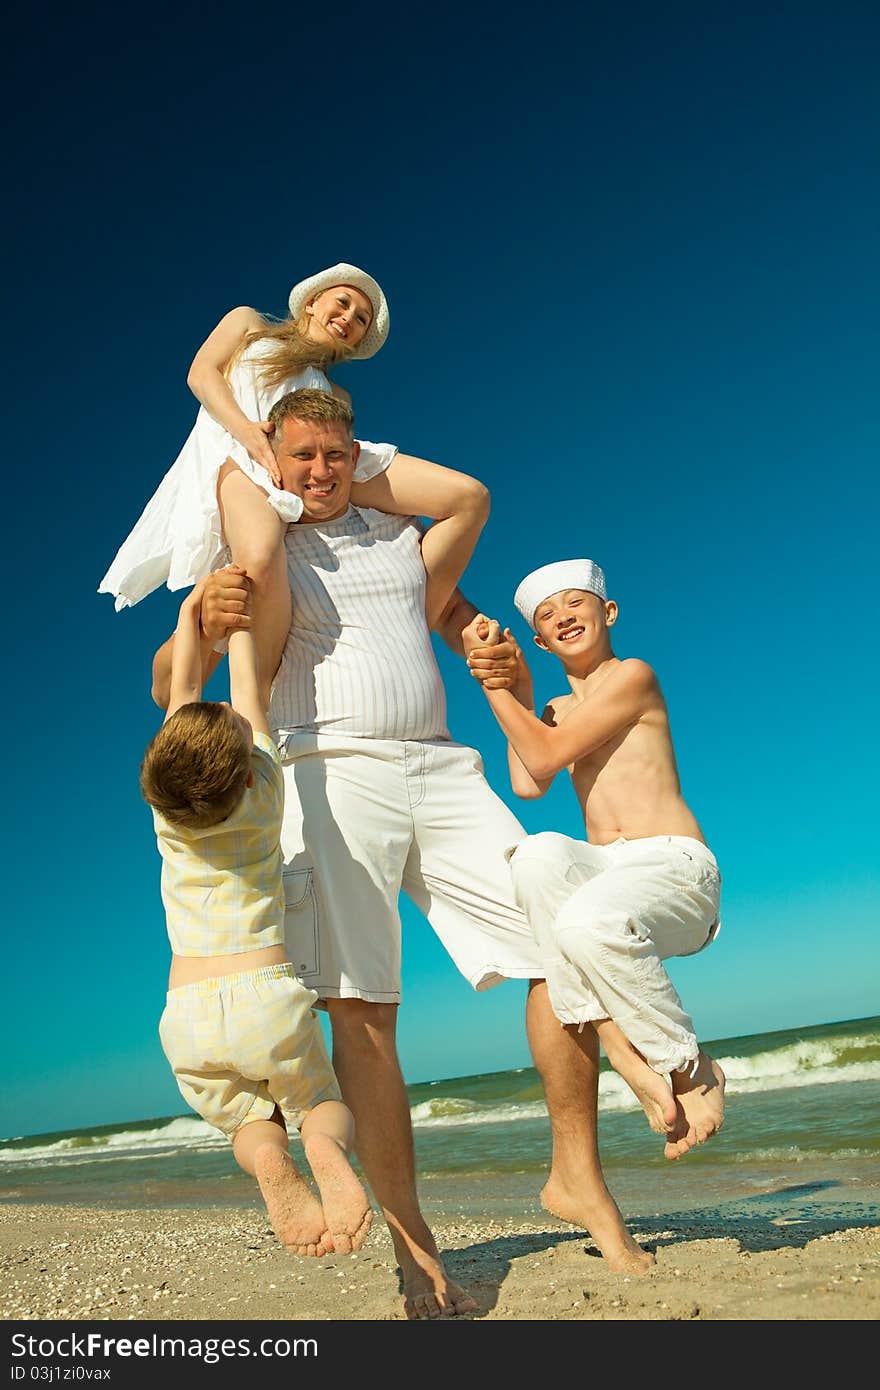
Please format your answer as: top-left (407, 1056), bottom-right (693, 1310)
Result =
top-left (2, 1017), bottom-right (878, 1221)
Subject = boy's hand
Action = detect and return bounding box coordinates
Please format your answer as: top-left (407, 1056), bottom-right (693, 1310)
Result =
top-left (179, 576), bottom-right (207, 615)
top-left (505, 635), bottom-right (536, 702)
top-left (199, 565), bottom-right (253, 642)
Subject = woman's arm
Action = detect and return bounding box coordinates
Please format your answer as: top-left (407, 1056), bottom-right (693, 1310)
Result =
top-left (186, 306), bottom-right (280, 481)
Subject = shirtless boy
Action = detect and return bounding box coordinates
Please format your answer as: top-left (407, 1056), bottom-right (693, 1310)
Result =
top-left (463, 559), bottom-right (725, 1160)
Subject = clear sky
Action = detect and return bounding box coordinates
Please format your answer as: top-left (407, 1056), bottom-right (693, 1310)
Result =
top-left (3, 2), bottom-right (878, 1137)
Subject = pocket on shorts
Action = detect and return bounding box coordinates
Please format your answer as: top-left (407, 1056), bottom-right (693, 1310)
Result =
top-left (283, 868), bottom-right (320, 978)
top-left (672, 845), bottom-right (719, 891)
top-left (671, 849), bottom-right (722, 951)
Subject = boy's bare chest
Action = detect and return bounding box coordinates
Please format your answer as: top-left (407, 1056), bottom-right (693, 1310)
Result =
top-left (553, 695), bottom-right (663, 793)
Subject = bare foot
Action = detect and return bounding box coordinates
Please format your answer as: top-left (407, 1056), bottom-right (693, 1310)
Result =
top-left (664, 1053), bottom-right (726, 1160)
top-left (303, 1132), bottom-right (373, 1255)
top-left (600, 1035), bottom-right (677, 1135)
top-left (254, 1145), bottom-right (332, 1256)
top-left (390, 1218), bottom-right (477, 1319)
top-left (541, 1174), bottom-right (654, 1274)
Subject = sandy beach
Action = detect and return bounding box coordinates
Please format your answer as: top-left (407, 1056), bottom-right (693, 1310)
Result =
top-left (2, 1202), bottom-right (877, 1322)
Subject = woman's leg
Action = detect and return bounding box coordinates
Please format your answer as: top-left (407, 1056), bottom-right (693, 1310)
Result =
top-left (218, 462), bottom-right (290, 701)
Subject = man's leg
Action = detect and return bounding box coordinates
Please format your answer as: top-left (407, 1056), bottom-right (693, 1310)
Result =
top-left (327, 998), bottom-right (477, 1319)
top-left (281, 740), bottom-right (478, 1318)
top-left (526, 982), bottom-right (654, 1273)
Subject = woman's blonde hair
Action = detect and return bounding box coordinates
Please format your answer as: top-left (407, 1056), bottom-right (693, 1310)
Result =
top-left (225, 293), bottom-right (363, 393)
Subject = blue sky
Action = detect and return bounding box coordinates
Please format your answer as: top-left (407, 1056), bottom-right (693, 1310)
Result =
top-left (3, 2), bottom-right (878, 1137)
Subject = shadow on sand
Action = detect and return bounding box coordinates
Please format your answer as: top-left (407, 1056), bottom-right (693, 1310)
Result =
top-left (404, 1184), bottom-right (878, 1317)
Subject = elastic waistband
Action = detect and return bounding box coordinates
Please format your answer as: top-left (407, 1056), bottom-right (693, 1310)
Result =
top-left (661, 835), bottom-right (717, 863)
top-left (167, 962), bottom-right (294, 998)
top-left (277, 730), bottom-right (458, 763)
top-left (610, 834), bottom-right (716, 860)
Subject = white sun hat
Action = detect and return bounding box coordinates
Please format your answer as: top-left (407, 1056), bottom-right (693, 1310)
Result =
top-left (513, 559), bottom-right (607, 630)
top-left (288, 262), bottom-right (390, 360)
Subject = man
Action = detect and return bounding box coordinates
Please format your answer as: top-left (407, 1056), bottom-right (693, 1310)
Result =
top-left (152, 390), bottom-right (652, 1319)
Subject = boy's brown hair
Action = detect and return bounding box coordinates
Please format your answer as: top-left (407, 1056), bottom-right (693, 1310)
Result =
top-left (140, 703), bottom-right (251, 829)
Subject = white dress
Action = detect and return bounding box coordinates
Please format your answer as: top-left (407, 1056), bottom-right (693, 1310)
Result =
top-left (98, 340), bottom-right (397, 610)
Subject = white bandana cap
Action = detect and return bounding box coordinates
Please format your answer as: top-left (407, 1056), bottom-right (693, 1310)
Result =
top-left (513, 559), bottom-right (607, 630)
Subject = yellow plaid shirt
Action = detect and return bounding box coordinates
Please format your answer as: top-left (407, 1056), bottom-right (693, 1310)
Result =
top-left (153, 731), bottom-right (286, 956)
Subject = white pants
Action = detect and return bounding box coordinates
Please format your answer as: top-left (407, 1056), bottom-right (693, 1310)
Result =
top-left (508, 831), bottom-right (721, 1073)
top-left (279, 733), bottom-right (543, 1003)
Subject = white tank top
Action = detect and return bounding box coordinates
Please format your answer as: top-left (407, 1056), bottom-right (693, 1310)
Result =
top-left (269, 507), bottom-right (449, 741)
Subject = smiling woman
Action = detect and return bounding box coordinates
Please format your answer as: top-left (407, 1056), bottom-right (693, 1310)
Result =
top-left (98, 262), bottom-right (394, 593)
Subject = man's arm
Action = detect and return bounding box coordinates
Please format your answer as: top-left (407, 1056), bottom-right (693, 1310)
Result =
top-left (228, 629), bottom-right (270, 736)
top-left (432, 588), bottom-right (479, 655)
top-left (481, 659), bottom-right (658, 781)
top-left (151, 565), bottom-right (252, 708)
top-left (413, 479), bottom-right (490, 630)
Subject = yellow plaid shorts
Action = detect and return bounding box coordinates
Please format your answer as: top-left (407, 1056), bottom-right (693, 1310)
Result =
top-left (159, 963), bottom-right (340, 1136)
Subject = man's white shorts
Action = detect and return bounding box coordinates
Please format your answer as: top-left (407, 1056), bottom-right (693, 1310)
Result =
top-left (279, 733), bottom-right (544, 1002)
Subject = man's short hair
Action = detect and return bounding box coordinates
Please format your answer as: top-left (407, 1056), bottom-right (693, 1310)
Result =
top-left (140, 703), bottom-right (251, 829)
top-left (268, 388), bottom-right (354, 444)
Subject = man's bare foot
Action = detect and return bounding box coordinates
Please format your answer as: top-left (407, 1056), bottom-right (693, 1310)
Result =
top-left (664, 1053), bottom-right (726, 1160)
top-left (541, 1174), bottom-right (654, 1274)
top-left (389, 1218), bottom-right (478, 1319)
top-left (254, 1145), bottom-right (332, 1256)
top-left (303, 1132), bottom-right (373, 1255)
top-left (599, 1035), bottom-right (677, 1135)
